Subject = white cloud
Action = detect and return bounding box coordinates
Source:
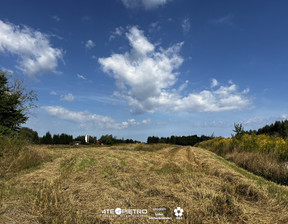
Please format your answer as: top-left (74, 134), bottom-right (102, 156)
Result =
top-left (178, 80), bottom-right (189, 92)
top-left (142, 118), bottom-right (151, 124)
top-left (0, 20), bottom-right (63, 77)
top-left (50, 91), bottom-right (57, 95)
top-left (109, 26), bottom-right (125, 40)
top-left (182, 18), bottom-right (191, 33)
top-left (77, 74), bottom-right (86, 80)
top-left (85, 40), bottom-right (95, 49)
top-left (126, 26), bottom-right (155, 56)
top-left (99, 26), bottom-right (252, 114)
top-left (121, 0), bottom-right (168, 10)
top-left (211, 78), bottom-right (219, 88)
top-left (42, 106), bottom-right (145, 130)
top-left (61, 93), bottom-right (74, 102)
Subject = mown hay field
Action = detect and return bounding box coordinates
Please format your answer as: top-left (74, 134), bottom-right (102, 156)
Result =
top-left (1, 144), bottom-right (288, 223)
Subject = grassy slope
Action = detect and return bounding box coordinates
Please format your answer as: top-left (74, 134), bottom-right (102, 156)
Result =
top-left (1, 144), bottom-right (288, 223)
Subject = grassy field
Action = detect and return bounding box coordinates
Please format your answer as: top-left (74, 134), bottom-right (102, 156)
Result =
top-left (1, 144), bottom-right (288, 223)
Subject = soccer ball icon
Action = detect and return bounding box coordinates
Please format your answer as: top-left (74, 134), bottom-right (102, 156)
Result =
top-left (174, 207), bottom-right (184, 217)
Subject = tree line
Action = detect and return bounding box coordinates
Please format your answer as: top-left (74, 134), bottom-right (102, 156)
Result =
top-left (19, 128), bottom-right (75, 144)
top-left (254, 120), bottom-right (288, 138)
top-left (234, 120), bottom-right (288, 139)
top-left (147, 134), bottom-right (214, 146)
top-left (18, 128), bottom-right (139, 145)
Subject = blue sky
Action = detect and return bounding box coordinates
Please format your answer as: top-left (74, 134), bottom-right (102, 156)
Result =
top-left (1, 0), bottom-right (288, 141)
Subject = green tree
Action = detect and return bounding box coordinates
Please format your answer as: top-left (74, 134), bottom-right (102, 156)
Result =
top-left (41, 132), bottom-right (52, 144)
top-left (52, 134), bottom-right (60, 144)
top-left (99, 134), bottom-right (116, 145)
top-left (232, 123), bottom-right (244, 138)
top-left (0, 71), bottom-right (37, 132)
top-left (19, 127), bottom-right (39, 143)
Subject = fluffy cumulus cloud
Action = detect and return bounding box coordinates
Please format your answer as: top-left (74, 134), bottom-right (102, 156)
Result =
top-left (42, 106), bottom-right (145, 130)
top-left (99, 26), bottom-right (252, 114)
top-left (0, 20), bottom-right (63, 77)
top-left (121, 0), bottom-right (168, 10)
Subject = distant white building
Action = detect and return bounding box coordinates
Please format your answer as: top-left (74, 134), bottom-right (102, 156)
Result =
top-left (85, 134), bottom-right (89, 144)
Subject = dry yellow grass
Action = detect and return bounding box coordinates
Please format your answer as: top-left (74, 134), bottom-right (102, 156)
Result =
top-left (1, 144), bottom-right (288, 223)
